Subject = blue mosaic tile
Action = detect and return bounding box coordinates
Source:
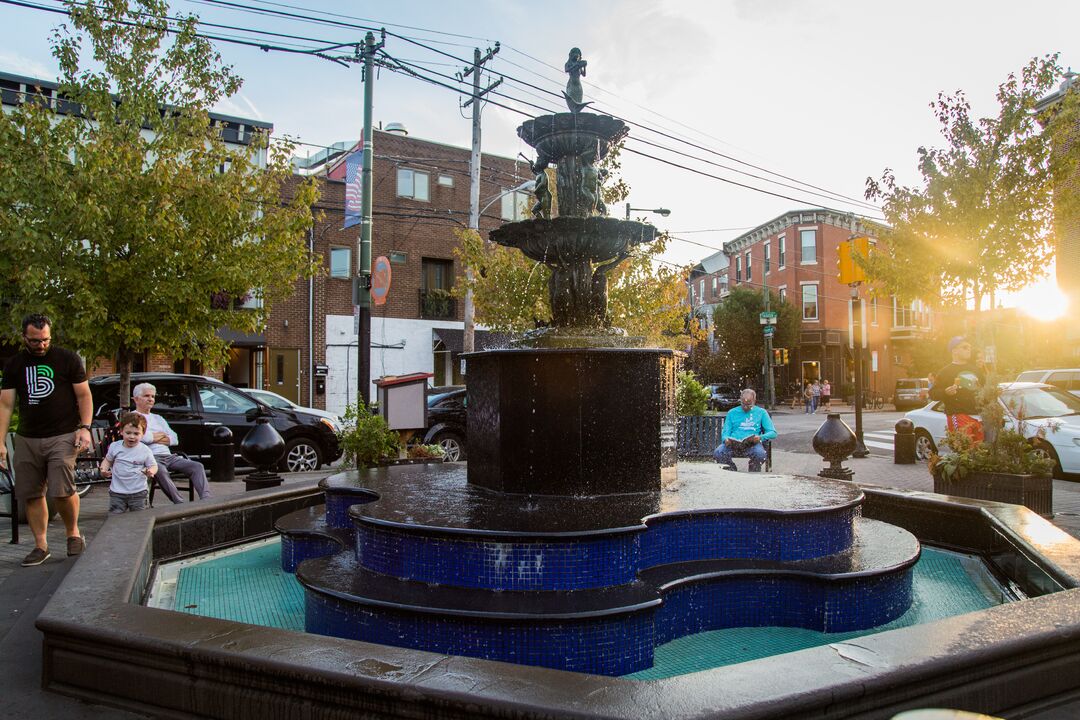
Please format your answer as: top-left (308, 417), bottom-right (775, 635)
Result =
top-left (280, 535), bottom-right (341, 573)
top-left (355, 523), bottom-right (642, 591)
top-left (324, 491), bottom-right (373, 529)
top-left (304, 589), bottom-right (655, 676)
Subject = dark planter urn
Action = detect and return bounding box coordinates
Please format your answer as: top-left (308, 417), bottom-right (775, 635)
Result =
top-left (932, 468), bottom-right (1053, 517)
top-left (813, 413), bottom-right (857, 481)
top-left (241, 417), bottom-right (285, 491)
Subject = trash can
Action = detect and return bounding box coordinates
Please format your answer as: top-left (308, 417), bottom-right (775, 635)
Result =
top-left (210, 426), bottom-right (235, 483)
top-left (894, 418), bottom-right (916, 464)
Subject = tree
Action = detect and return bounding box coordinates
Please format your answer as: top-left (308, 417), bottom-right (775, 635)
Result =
top-left (453, 141), bottom-right (699, 349)
top-left (0, 0), bottom-right (318, 406)
top-left (711, 287), bottom-right (799, 383)
top-left (862, 55), bottom-right (1079, 311)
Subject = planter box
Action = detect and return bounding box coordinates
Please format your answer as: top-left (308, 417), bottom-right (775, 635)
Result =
top-left (933, 469), bottom-right (1053, 516)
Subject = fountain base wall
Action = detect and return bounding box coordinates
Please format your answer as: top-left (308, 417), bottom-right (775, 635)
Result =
top-left (465, 347), bottom-right (679, 495)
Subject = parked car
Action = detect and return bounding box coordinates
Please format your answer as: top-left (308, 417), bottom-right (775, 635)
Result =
top-left (423, 386), bottom-right (467, 461)
top-left (708, 384), bottom-right (741, 411)
top-left (88, 373), bottom-right (342, 473)
top-left (894, 378), bottom-right (931, 411)
top-left (1015, 369), bottom-right (1080, 399)
top-left (903, 382), bottom-right (1080, 477)
top-left (244, 388), bottom-right (343, 429)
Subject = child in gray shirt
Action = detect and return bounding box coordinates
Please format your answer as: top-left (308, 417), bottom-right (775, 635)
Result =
top-left (100, 412), bottom-right (157, 514)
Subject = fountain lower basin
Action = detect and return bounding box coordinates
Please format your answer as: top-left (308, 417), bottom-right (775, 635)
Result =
top-left (279, 465), bottom-right (919, 676)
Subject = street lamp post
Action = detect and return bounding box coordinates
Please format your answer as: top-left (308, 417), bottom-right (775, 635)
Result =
top-left (625, 203), bottom-right (671, 221)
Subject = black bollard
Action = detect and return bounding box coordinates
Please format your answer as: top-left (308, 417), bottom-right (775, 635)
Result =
top-left (894, 418), bottom-right (916, 464)
top-left (210, 426), bottom-right (235, 483)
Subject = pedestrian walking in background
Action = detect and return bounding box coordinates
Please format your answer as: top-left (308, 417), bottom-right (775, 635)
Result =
top-left (810, 380), bottom-right (822, 414)
top-left (929, 336), bottom-right (986, 442)
top-left (0, 313), bottom-right (91, 567)
top-left (821, 380), bottom-right (832, 412)
top-left (803, 382), bottom-right (813, 414)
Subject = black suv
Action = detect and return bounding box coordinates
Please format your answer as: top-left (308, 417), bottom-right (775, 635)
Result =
top-left (422, 386), bottom-right (467, 461)
top-left (88, 373), bottom-right (342, 472)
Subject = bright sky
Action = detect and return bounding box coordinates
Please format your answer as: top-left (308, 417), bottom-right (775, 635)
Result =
top-left (2, 0), bottom-right (1075, 313)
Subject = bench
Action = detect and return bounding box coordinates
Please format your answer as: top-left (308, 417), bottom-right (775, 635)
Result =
top-left (676, 415), bottom-right (773, 472)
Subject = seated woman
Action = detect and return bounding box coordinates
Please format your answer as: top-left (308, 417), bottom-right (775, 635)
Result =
top-left (713, 389), bottom-right (777, 472)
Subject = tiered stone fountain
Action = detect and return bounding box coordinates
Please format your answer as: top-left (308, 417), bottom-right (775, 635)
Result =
top-left (276, 49), bottom-right (919, 676)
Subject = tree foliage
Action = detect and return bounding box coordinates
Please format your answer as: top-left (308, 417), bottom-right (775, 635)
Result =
top-left (0, 0), bottom-right (318, 404)
top-left (862, 55), bottom-right (1080, 309)
top-left (711, 287), bottom-right (799, 382)
top-left (453, 141), bottom-right (699, 349)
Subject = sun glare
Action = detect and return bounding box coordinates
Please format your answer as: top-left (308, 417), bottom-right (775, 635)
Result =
top-left (1010, 275), bottom-right (1070, 321)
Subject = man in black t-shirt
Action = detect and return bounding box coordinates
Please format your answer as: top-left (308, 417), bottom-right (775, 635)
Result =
top-left (0, 314), bottom-right (92, 567)
top-left (929, 336), bottom-right (986, 442)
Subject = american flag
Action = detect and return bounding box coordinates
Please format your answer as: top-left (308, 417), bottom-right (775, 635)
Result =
top-left (344, 148), bottom-right (364, 228)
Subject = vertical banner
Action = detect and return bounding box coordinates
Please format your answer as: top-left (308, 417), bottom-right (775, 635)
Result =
top-left (344, 149), bottom-right (364, 229)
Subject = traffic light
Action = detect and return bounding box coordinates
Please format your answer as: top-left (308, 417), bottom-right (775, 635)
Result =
top-left (781, 348), bottom-right (789, 365)
top-left (772, 348), bottom-right (782, 366)
top-left (837, 236), bottom-right (870, 284)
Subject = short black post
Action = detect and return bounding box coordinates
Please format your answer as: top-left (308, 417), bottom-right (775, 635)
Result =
top-left (893, 418), bottom-right (916, 465)
top-left (210, 426), bottom-right (235, 483)
top-left (241, 417), bottom-right (285, 492)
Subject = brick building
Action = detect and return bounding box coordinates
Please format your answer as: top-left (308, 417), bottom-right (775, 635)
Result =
top-left (690, 208), bottom-right (933, 398)
top-left (272, 127), bottom-right (529, 415)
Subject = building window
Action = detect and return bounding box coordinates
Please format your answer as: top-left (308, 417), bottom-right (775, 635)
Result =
top-left (389, 250), bottom-right (408, 264)
top-left (329, 246), bottom-right (351, 279)
top-left (397, 168), bottom-right (430, 201)
top-left (778, 235), bottom-right (786, 268)
top-left (779, 286), bottom-right (787, 304)
top-left (437, 174), bottom-right (454, 187)
top-left (764, 242), bottom-right (771, 274)
top-left (802, 284), bottom-right (819, 320)
top-left (745, 252), bottom-right (752, 283)
top-left (699, 279), bottom-right (705, 299)
top-left (711, 276), bottom-right (717, 293)
top-left (501, 189), bottom-right (530, 221)
top-left (735, 256), bottom-right (742, 282)
top-left (800, 229), bottom-right (816, 263)
top-left (871, 296), bottom-right (878, 325)
top-left (420, 258), bottom-right (455, 319)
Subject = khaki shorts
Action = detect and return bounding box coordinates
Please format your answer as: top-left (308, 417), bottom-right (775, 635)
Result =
top-left (13, 433), bottom-right (78, 501)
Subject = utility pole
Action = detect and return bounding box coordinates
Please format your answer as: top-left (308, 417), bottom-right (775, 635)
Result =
top-left (462, 43), bottom-right (502, 356)
top-left (851, 283), bottom-right (870, 458)
top-left (763, 278), bottom-right (775, 410)
top-left (356, 31), bottom-right (383, 406)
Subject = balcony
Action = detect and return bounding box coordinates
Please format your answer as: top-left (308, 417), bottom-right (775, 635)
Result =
top-left (419, 288), bottom-right (456, 320)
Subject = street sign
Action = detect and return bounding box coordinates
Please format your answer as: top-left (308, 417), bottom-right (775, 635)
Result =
top-left (371, 255), bottom-right (392, 306)
top-left (763, 325), bottom-right (775, 337)
top-left (759, 311), bottom-right (778, 325)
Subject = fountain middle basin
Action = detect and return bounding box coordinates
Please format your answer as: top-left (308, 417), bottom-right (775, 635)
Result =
top-left (279, 464), bottom-right (919, 676)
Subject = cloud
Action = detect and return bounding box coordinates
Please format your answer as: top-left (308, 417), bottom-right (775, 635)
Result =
top-left (0, 51), bottom-right (57, 81)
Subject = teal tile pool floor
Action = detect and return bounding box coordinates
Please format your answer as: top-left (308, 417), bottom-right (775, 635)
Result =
top-left (166, 541), bottom-right (1011, 679)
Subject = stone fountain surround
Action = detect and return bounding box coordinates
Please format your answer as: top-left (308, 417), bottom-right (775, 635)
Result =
top-left (34, 478), bottom-right (1080, 719)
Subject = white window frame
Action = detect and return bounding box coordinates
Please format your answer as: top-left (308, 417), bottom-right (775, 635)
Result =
top-left (764, 242), bottom-right (771, 274)
top-left (799, 227), bottom-right (817, 265)
top-left (801, 282), bottom-right (820, 322)
top-left (397, 168), bottom-right (430, 201)
top-left (437, 174), bottom-right (454, 187)
top-left (500, 189), bottom-right (529, 221)
top-left (735, 256), bottom-right (742, 282)
top-left (745, 251), bottom-right (752, 283)
top-left (778, 284), bottom-right (787, 304)
top-left (777, 234), bottom-right (786, 268)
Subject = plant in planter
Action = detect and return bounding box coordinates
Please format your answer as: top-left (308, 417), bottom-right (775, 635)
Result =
top-left (338, 403), bottom-right (400, 469)
top-left (407, 443), bottom-right (446, 461)
top-left (928, 381), bottom-right (1055, 514)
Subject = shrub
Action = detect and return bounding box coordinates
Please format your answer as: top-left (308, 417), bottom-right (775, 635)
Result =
top-left (676, 370), bottom-right (710, 417)
top-left (408, 443), bottom-right (446, 460)
top-left (930, 428), bottom-right (1053, 482)
top-left (338, 403), bottom-right (399, 469)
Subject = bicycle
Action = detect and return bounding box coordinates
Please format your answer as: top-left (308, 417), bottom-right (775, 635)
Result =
top-left (863, 391), bottom-right (886, 411)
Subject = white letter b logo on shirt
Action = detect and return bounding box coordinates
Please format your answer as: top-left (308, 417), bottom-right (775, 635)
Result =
top-left (26, 365), bottom-right (55, 404)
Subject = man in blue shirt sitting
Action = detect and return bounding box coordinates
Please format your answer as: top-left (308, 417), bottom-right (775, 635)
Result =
top-left (713, 389), bottom-right (777, 472)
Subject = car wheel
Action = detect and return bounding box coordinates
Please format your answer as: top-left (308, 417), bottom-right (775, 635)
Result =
top-left (1030, 440), bottom-right (1063, 479)
top-left (280, 437), bottom-right (323, 473)
top-left (433, 431), bottom-right (466, 462)
top-left (914, 430), bottom-right (937, 462)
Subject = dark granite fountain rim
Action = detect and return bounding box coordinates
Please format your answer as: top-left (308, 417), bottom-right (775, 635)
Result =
top-left (296, 518), bottom-right (919, 621)
top-left (331, 464), bottom-right (865, 539)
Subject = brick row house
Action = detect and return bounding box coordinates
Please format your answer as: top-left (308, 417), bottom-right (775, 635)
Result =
top-left (273, 126), bottom-right (529, 416)
top-left (689, 208), bottom-right (934, 398)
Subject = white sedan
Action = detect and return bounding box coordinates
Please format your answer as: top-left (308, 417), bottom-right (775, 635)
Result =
top-left (244, 388), bottom-right (343, 432)
top-left (904, 382), bottom-right (1080, 477)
